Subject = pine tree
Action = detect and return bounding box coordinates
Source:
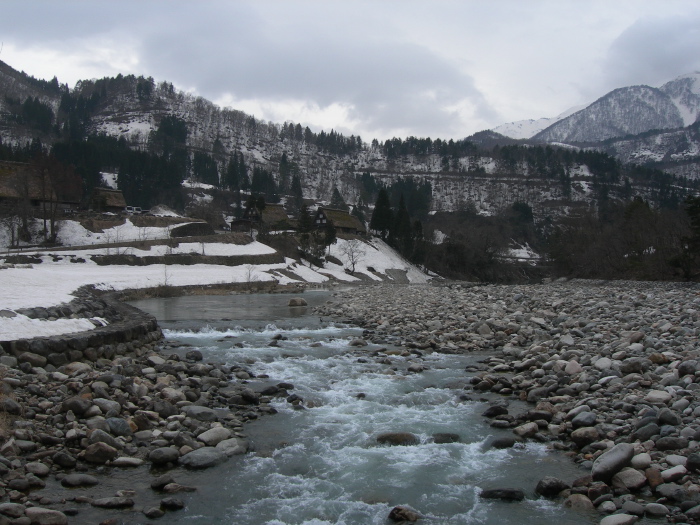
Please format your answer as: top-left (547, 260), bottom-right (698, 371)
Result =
top-left (330, 187), bottom-right (348, 210)
top-left (324, 220), bottom-right (337, 254)
top-left (298, 204), bottom-right (314, 233)
top-left (390, 194), bottom-right (413, 256)
top-left (370, 188), bottom-right (392, 239)
top-left (290, 175), bottom-right (304, 214)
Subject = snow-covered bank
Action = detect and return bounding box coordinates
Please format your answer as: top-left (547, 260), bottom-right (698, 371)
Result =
top-left (0, 235), bottom-right (430, 340)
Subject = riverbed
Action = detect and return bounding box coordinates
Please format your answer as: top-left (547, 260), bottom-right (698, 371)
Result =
top-left (129, 291), bottom-right (597, 524)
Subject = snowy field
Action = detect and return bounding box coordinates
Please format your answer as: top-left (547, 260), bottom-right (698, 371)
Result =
top-left (0, 230), bottom-right (429, 340)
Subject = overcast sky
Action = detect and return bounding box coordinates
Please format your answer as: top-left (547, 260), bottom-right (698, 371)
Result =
top-left (2, 0), bottom-right (700, 141)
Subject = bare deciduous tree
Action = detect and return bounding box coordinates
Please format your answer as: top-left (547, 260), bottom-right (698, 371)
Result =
top-left (340, 239), bottom-right (365, 274)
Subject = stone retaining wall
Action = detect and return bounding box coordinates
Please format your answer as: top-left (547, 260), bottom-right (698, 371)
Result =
top-left (0, 289), bottom-right (163, 370)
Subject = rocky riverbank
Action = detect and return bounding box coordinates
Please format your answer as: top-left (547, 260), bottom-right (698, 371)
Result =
top-left (0, 290), bottom-right (291, 524)
top-left (316, 280), bottom-right (700, 524)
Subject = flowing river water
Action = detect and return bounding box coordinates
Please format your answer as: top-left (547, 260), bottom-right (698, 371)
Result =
top-left (128, 291), bottom-right (600, 525)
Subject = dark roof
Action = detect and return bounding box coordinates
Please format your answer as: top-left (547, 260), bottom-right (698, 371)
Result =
top-left (91, 188), bottom-right (127, 209)
top-left (262, 204), bottom-right (293, 228)
top-left (242, 203), bottom-right (294, 229)
top-left (0, 161), bottom-right (57, 202)
top-left (317, 207), bottom-right (366, 233)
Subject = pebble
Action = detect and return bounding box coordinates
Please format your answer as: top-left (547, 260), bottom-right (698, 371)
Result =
top-left (315, 281), bottom-right (700, 524)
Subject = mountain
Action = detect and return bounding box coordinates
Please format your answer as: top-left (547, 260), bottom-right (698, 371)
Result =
top-left (493, 72), bottom-right (700, 143)
top-left (0, 60), bottom-right (695, 222)
top-left (492, 105), bottom-right (586, 140)
top-left (533, 85), bottom-right (685, 143)
top-left (484, 72), bottom-right (700, 179)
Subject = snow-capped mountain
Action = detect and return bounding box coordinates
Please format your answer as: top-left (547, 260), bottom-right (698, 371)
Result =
top-left (493, 72), bottom-right (700, 144)
top-left (492, 105), bottom-right (586, 140)
top-left (533, 85), bottom-right (685, 143)
top-left (659, 72), bottom-right (700, 127)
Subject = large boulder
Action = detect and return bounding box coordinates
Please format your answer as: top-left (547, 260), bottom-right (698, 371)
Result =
top-left (388, 506), bottom-right (421, 522)
top-left (61, 396), bottom-right (92, 416)
top-left (24, 507), bottom-right (68, 525)
top-left (197, 427), bottom-right (232, 447)
top-left (81, 442), bottom-right (118, 464)
top-left (611, 467), bottom-right (647, 490)
top-left (149, 447), bottom-right (180, 465)
top-left (480, 488), bottom-right (525, 501)
top-left (535, 476), bottom-right (570, 497)
top-left (179, 447), bottom-right (227, 469)
top-left (592, 443), bottom-right (635, 482)
top-left (376, 432), bottom-right (420, 446)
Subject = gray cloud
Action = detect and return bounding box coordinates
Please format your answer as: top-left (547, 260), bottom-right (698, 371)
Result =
top-left (603, 12), bottom-right (700, 89)
top-left (3, 1), bottom-right (700, 140)
top-left (136, 3), bottom-right (493, 139)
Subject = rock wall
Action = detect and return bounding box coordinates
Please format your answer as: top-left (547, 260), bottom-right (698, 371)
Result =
top-left (0, 289), bottom-right (163, 370)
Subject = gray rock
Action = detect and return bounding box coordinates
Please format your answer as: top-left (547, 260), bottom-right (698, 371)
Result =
top-left (149, 447), bottom-right (180, 465)
top-left (645, 503), bottom-right (670, 516)
top-left (90, 497), bottom-right (134, 508)
top-left (535, 476), bottom-right (570, 497)
top-left (480, 488), bottom-right (525, 501)
top-left (655, 436), bottom-right (688, 450)
top-left (61, 396), bottom-right (92, 415)
top-left (81, 442), bottom-right (118, 464)
top-left (89, 429), bottom-right (122, 450)
top-left (216, 437), bottom-right (249, 456)
top-left (24, 507), bottom-right (68, 525)
top-left (61, 474), bottom-right (99, 487)
top-left (563, 494), bottom-right (594, 510)
top-left (572, 411), bottom-right (597, 428)
top-left (197, 427), bottom-right (231, 446)
top-left (25, 462), bottom-right (50, 477)
top-left (182, 405), bottom-right (218, 422)
top-left (592, 443), bottom-right (635, 482)
top-left (106, 417), bottom-right (132, 437)
top-left (0, 398), bottom-right (21, 415)
top-left (612, 467), bottom-right (647, 490)
top-left (600, 514), bottom-right (638, 525)
top-left (633, 422), bottom-right (660, 441)
top-left (0, 503), bottom-right (26, 518)
top-left (179, 447), bottom-right (227, 469)
top-left (376, 432), bottom-right (419, 446)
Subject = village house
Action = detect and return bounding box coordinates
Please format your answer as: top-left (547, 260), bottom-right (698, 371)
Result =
top-left (0, 160), bottom-right (81, 216)
top-left (314, 207), bottom-right (366, 235)
top-left (231, 202), bottom-right (295, 232)
top-left (90, 188), bottom-right (127, 213)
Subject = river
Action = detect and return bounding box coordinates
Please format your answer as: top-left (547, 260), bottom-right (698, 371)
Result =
top-left (128, 291), bottom-right (599, 525)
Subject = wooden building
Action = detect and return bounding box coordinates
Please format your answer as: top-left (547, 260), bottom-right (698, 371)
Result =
top-left (314, 207), bottom-right (366, 235)
top-left (90, 188), bottom-right (127, 213)
top-left (232, 202), bottom-right (295, 232)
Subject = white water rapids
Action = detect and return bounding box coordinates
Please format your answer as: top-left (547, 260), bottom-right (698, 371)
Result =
top-left (130, 292), bottom-right (598, 525)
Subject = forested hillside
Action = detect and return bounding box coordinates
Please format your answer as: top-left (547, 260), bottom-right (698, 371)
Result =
top-left (2, 60), bottom-right (700, 282)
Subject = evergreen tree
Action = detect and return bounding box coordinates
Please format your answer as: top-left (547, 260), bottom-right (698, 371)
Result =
top-left (192, 151), bottom-right (219, 186)
top-left (298, 204), bottom-right (314, 233)
top-left (324, 220), bottom-right (337, 254)
top-left (390, 194), bottom-right (413, 256)
top-left (290, 174), bottom-right (304, 214)
top-left (330, 186), bottom-right (348, 210)
top-left (225, 155), bottom-right (240, 191)
top-left (278, 152), bottom-right (291, 193)
top-left (370, 188), bottom-right (392, 238)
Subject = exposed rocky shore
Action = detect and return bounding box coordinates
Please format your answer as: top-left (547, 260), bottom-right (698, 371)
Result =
top-left (316, 280), bottom-right (700, 524)
top-left (0, 290), bottom-right (287, 524)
